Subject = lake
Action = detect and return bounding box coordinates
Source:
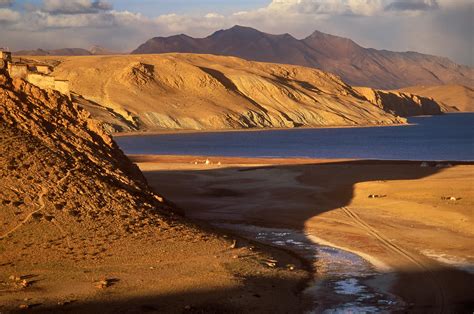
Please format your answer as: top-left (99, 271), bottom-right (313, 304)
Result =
top-left (115, 113), bottom-right (474, 161)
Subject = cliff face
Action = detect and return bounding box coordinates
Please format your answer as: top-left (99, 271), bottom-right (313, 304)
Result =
top-left (354, 87), bottom-right (453, 117)
top-left (38, 53), bottom-right (416, 132)
top-left (132, 26), bottom-right (473, 90)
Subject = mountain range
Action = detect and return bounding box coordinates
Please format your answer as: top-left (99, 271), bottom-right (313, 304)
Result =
top-left (132, 25), bottom-right (473, 89)
top-left (15, 45), bottom-right (120, 57)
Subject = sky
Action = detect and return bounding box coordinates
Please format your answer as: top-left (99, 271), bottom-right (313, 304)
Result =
top-left (0, 0), bottom-right (472, 66)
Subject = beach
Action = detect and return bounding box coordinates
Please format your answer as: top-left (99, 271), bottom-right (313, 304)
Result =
top-left (131, 155), bottom-right (474, 312)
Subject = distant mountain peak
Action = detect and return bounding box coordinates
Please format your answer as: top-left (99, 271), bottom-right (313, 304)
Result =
top-left (306, 29), bottom-right (329, 38)
top-left (305, 30), bottom-right (360, 46)
top-left (209, 25), bottom-right (263, 38)
top-left (131, 26), bottom-right (473, 89)
top-left (228, 25), bottom-right (258, 31)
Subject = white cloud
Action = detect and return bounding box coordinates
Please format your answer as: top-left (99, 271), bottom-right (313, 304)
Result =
top-left (42, 0), bottom-right (112, 15)
top-left (266, 0), bottom-right (383, 16)
top-left (0, 8), bottom-right (19, 23)
top-left (153, 13), bottom-right (228, 35)
top-left (385, 0), bottom-right (439, 11)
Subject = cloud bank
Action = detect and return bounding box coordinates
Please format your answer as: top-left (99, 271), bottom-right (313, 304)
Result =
top-left (0, 0), bottom-right (472, 65)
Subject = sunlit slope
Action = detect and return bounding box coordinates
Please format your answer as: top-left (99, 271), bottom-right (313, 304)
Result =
top-left (42, 53), bottom-right (411, 131)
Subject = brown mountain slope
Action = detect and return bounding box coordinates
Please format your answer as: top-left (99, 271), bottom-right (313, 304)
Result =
top-left (398, 85), bottom-right (474, 112)
top-left (132, 26), bottom-right (473, 89)
top-left (36, 53), bottom-right (416, 132)
top-left (0, 70), bottom-right (307, 312)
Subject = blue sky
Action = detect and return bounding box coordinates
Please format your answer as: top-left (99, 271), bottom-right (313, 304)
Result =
top-left (11, 0), bottom-right (271, 15)
top-left (111, 0), bottom-right (271, 16)
top-left (0, 0), bottom-right (472, 66)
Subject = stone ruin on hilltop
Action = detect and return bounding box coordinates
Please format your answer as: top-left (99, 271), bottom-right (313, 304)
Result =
top-left (0, 48), bottom-right (70, 98)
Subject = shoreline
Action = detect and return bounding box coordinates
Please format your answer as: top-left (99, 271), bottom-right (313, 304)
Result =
top-left (307, 234), bottom-right (392, 273)
top-left (129, 154), bottom-right (474, 166)
top-left (113, 121), bottom-right (416, 137)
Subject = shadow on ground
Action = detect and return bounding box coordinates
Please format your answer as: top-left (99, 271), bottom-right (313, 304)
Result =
top-left (134, 159), bottom-right (474, 313)
top-left (16, 268), bottom-right (474, 313)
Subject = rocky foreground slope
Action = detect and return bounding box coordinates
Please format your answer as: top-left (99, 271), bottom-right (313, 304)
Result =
top-left (133, 26), bottom-right (473, 89)
top-left (0, 70), bottom-right (307, 312)
top-left (33, 54), bottom-right (448, 133)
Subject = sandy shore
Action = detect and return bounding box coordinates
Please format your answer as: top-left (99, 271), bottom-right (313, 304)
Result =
top-left (131, 154), bottom-right (474, 312)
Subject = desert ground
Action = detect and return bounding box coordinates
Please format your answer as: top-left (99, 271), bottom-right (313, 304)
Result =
top-left (132, 155), bottom-right (474, 312)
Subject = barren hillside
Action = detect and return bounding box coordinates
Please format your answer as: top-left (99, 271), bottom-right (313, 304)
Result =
top-left (398, 85), bottom-right (474, 112)
top-left (0, 69), bottom-right (307, 312)
top-left (28, 54), bottom-right (432, 132)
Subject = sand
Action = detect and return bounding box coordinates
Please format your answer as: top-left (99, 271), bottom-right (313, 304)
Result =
top-left (132, 155), bottom-right (474, 312)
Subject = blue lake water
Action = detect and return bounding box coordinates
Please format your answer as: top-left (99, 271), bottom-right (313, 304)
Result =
top-left (115, 113), bottom-right (474, 161)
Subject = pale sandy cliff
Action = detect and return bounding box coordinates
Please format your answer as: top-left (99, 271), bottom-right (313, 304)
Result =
top-left (398, 85), bottom-right (474, 112)
top-left (354, 87), bottom-right (455, 116)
